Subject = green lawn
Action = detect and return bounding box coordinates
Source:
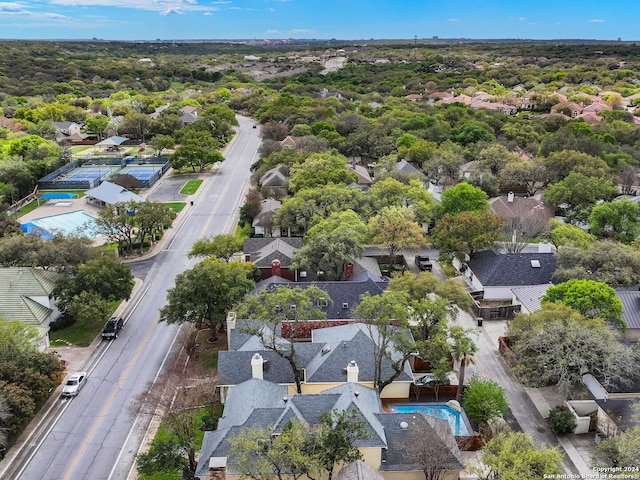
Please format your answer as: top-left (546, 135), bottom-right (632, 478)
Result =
top-left (165, 202), bottom-right (187, 214)
top-left (180, 179), bottom-right (203, 195)
top-left (235, 223), bottom-right (251, 240)
top-left (49, 301), bottom-right (120, 347)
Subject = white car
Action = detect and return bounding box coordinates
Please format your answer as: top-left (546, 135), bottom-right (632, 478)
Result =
top-left (62, 372), bottom-right (87, 397)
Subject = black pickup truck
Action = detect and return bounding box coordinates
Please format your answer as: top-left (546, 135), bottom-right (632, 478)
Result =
top-left (101, 316), bottom-right (124, 340)
top-left (415, 255), bottom-right (433, 271)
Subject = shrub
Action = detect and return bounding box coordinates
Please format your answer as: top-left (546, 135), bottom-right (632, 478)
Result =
top-left (548, 405), bottom-right (576, 435)
top-left (463, 376), bottom-right (508, 424)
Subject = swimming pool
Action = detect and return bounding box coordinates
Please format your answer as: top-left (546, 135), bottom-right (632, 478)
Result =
top-left (27, 210), bottom-right (99, 238)
top-left (390, 404), bottom-right (471, 436)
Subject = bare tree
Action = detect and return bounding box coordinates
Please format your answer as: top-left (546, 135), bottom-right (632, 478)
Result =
top-left (131, 359), bottom-right (218, 480)
top-left (399, 414), bottom-right (465, 480)
top-left (619, 164), bottom-right (640, 195)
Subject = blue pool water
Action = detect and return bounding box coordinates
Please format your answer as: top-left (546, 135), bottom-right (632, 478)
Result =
top-left (28, 210), bottom-right (98, 238)
top-left (392, 404), bottom-right (470, 436)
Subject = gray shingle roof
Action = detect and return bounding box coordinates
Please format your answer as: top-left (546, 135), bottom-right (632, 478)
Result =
top-left (218, 343), bottom-right (325, 386)
top-left (251, 275), bottom-right (389, 320)
top-left (243, 237), bottom-right (303, 256)
top-left (85, 181), bottom-right (143, 205)
top-left (467, 250), bottom-right (556, 287)
top-left (243, 238), bottom-right (301, 268)
top-left (616, 288), bottom-right (640, 330)
top-left (511, 284), bottom-right (552, 313)
top-left (335, 461), bottom-right (385, 480)
top-left (376, 413), bottom-right (463, 472)
top-left (217, 379), bottom-right (288, 430)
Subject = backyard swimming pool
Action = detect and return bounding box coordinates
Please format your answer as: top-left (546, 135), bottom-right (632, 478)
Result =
top-left (390, 404), bottom-right (471, 436)
top-left (24, 210), bottom-right (99, 238)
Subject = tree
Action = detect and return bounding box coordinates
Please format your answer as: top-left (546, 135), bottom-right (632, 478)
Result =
top-left (498, 160), bottom-right (547, 197)
top-left (431, 210), bottom-right (505, 261)
top-left (84, 114), bottom-right (109, 140)
top-left (94, 202), bottom-right (138, 253)
top-left (171, 130), bottom-right (224, 172)
top-left (368, 206), bottom-right (425, 265)
top-left (589, 198), bottom-right (640, 244)
top-left (450, 120), bottom-right (494, 146)
top-left (134, 201), bottom-right (176, 253)
top-left (65, 255), bottom-right (133, 302)
top-left (149, 134), bottom-right (175, 155)
top-left (0, 381), bottom-right (35, 439)
top-left (387, 271), bottom-right (473, 312)
top-left (541, 279), bottom-right (624, 329)
top-left (399, 413), bottom-right (464, 480)
top-left (235, 286), bottom-right (328, 394)
top-left (132, 363), bottom-right (218, 479)
top-left (188, 233), bottom-right (243, 262)
top-left (594, 404), bottom-right (640, 472)
top-left (422, 141), bottom-right (465, 186)
top-left (474, 432), bottom-right (562, 480)
top-left (227, 421), bottom-right (316, 480)
top-left (354, 290), bottom-right (415, 393)
top-left (463, 377), bottom-right (508, 424)
top-left (291, 210), bottom-right (368, 280)
top-left (476, 144), bottom-right (520, 176)
top-left (437, 182), bottom-right (490, 218)
top-left (160, 259), bottom-right (255, 339)
top-left (119, 112), bottom-right (151, 142)
top-left (543, 172), bottom-right (618, 225)
top-left (311, 410), bottom-right (369, 480)
top-left (109, 173), bottom-right (142, 190)
top-left (0, 233), bottom-right (95, 272)
top-left (540, 149), bottom-right (612, 184)
top-left (288, 153), bottom-right (358, 193)
top-left (506, 303), bottom-right (637, 395)
top-left (548, 219), bottom-right (595, 249)
top-left (448, 326), bottom-right (478, 402)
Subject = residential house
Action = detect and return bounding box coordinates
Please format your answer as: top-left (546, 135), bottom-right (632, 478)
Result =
top-left (85, 181), bottom-right (144, 207)
top-left (196, 380), bottom-right (463, 480)
top-left (179, 105), bottom-right (201, 125)
top-left (280, 136), bottom-right (305, 149)
top-left (404, 93), bottom-right (423, 102)
top-left (347, 162), bottom-right (373, 189)
top-left (395, 159), bottom-right (422, 176)
top-left (251, 198), bottom-right (282, 237)
top-left (52, 121), bottom-right (91, 145)
top-left (511, 284), bottom-right (551, 314)
top-left (614, 288), bottom-right (640, 342)
top-left (461, 249), bottom-right (556, 301)
top-left (0, 267), bottom-right (64, 350)
top-left (252, 271), bottom-right (388, 320)
top-left (258, 165), bottom-right (289, 197)
top-left (218, 322), bottom-right (414, 400)
top-left (243, 237), bottom-right (303, 281)
top-left (550, 101), bottom-right (583, 118)
top-left (490, 192), bottom-right (555, 237)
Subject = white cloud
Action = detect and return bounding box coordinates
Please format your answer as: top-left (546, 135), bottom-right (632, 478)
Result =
top-left (46, 0), bottom-right (214, 14)
top-left (590, 18), bottom-right (605, 23)
top-left (0, 2), bottom-right (32, 15)
top-left (203, 11), bottom-right (212, 15)
top-left (266, 29), bottom-right (280, 34)
top-left (289, 28), bottom-right (312, 35)
top-left (161, 8), bottom-right (184, 15)
top-left (447, 18), bottom-right (457, 22)
top-left (44, 12), bottom-right (68, 18)
top-left (268, 7), bottom-right (274, 12)
top-left (519, 17), bottom-right (526, 21)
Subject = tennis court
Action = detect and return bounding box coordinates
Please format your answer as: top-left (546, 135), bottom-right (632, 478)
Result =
top-left (62, 166), bottom-right (120, 182)
top-left (119, 165), bottom-right (163, 181)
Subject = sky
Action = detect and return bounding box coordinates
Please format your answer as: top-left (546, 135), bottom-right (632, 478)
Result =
top-left (0, 0), bottom-right (638, 41)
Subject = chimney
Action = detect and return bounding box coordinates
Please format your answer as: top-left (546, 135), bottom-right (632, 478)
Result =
top-left (251, 353), bottom-right (264, 379)
top-left (244, 254), bottom-right (251, 262)
top-left (507, 191), bottom-right (514, 203)
top-left (345, 262), bottom-right (354, 279)
top-left (226, 312), bottom-right (237, 350)
top-left (346, 360), bottom-right (359, 383)
top-left (538, 241), bottom-right (552, 253)
top-left (271, 259), bottom-right (281, 277)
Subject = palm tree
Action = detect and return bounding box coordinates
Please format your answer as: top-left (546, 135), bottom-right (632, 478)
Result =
top-left (449, 326), bottom-right (478, 402)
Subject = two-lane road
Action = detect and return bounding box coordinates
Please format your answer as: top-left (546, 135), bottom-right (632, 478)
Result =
top-left (10, 115), bottom-right (261, 480)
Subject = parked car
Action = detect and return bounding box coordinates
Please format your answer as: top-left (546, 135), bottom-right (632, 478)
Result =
top-left (415, 255), bottom-right (433, 271)
top-left (101, 316), bottom-right (124, 340)
top-left (62, 372), bottom-right (87, 397)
